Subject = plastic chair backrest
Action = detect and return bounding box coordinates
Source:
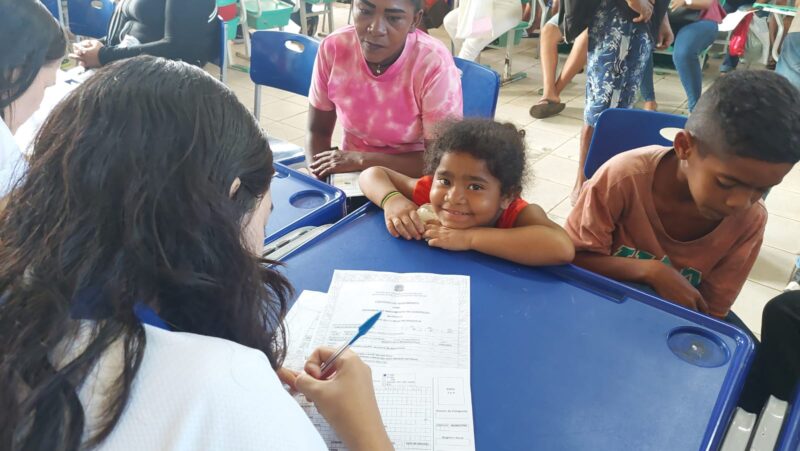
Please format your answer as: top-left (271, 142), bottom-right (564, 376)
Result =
top-left (67, 0), bottom-right (115, 38)
top-left (454, 57), bottom-right (500, 119)
top-left (584, 108), bottom-right (687, 179)
top-left (250, 31), bottom-right (320, 97)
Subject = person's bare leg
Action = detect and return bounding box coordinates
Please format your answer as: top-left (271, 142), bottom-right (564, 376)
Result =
top-left (554, 29), bottom-right (589, 96)
top-left (573, 124), bottom-right (594, 204)
top-left (539, 23), bottom-right (563, 103)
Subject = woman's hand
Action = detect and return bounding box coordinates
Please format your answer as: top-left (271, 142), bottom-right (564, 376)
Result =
top-left (71, 40), bottom-right (104, 68)
top-left (669, 0), bottom-right (686, 10)
top-left (295, 347), bottom-right (393, 451)
top-left (309, 148), bottom-right (364, 179)
top-left (423, 223), bottom-right (474, 251)
top-left (656, 15), bottom-right (674, 49)
top-left (382, 195), bottom-right (424, 240)
top-left (628, 0), bottom-right (655, 22)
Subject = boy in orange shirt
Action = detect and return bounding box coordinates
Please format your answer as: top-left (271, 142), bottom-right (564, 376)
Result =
top-left (566, 71), bottom-right (800, 325)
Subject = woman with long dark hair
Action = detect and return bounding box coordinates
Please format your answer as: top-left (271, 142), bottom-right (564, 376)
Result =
top-left (0, 56), bottom-right (392, 450)
top-left (0, 0), bottom-right (66, 201)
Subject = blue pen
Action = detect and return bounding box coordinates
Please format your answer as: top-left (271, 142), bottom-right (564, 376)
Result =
top-left (319, 311), bottom-right (382, 377)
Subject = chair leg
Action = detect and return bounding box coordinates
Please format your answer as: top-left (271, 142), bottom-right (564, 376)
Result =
top-left (348, 1), bottom-right (353, 24)
top-left (239, 0), bottom-right (252, 58)
top-left (327, 2), bottom-right (334, 36)
top-left (254, 85), bottom-right (262, 120)
top-left (299, 0), bottom-right (309, 36)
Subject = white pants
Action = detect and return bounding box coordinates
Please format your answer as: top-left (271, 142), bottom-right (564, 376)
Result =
top-left (443, 0), bottom-right (523, 62)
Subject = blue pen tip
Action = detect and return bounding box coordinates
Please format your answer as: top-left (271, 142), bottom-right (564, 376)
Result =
top-left (357, 311), bottom-right (382, 337)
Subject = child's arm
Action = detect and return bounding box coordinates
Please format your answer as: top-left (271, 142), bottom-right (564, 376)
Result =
top-left (358, 167), bottom-right (425, 240)
top-left (572, 252), bottom-right (709, 313)
top-left (423, 204), bottom-right (575, 266)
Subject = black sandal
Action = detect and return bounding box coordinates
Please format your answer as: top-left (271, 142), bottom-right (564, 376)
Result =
top-left (529, 99), bottom-right (565, 119)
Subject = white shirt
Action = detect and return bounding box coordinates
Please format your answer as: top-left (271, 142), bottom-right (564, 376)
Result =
top-left (69, 324), bottom-right (327, 450)
top-left (0, 118), bottom-right (27, 198)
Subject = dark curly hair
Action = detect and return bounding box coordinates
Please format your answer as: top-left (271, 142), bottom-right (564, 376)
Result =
top-left (688, 70), bottom-right (800, 163)
top-left (0, 56), bottom-right (290, 450)
top-left (425, 119), bottom-right (528, 197)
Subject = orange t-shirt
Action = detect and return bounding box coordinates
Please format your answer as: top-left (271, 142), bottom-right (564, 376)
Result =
top-left (566, 146), bottom-right (767, 318)
top-left (412, 175), bottom-right (528, 228)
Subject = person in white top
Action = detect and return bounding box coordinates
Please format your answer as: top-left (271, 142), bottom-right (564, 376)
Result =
top-left (0, 56), bottom-right (393, 451)
top-left (443, 0), bottom-right (523, 62)
top-left (0, 0), bottom-right (65, 203)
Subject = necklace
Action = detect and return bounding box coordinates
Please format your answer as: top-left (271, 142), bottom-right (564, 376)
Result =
top-left (371, 62), bottom-right (384, 75)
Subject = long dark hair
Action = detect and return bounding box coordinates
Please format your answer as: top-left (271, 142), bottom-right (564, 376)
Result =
top-left (0, 0), bottom-right (66, 121)
top-left (0, 56), bottom-right (291, 450)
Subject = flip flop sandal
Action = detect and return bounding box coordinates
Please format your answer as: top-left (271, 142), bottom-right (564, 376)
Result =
top-left (529, 100), bottom-right (565, 119)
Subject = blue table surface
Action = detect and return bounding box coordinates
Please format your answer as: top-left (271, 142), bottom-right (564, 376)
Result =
top-left (265, 163), bottom-right (345, 243)
top-left (279, 205), bottom-right (754, 451)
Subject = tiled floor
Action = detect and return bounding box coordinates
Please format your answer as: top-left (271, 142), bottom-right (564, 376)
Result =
top-left (217, 4), bottom-right (799, 337)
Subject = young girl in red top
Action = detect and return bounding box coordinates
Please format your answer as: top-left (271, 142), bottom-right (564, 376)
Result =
top-left (359, 118), bottom-right (575, 266)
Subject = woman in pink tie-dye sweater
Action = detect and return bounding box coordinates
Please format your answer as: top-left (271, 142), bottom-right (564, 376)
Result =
top-left (306, 0), bottom-right (463, 179)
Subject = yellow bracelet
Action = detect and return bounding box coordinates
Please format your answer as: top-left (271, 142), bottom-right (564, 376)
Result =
top-left (380, 190), bottom-right (401, 208)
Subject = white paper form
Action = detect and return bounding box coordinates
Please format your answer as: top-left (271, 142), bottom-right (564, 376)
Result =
top-left (283, 271), bottom-right (475, 451)
top-left (283, 290), bottom-right (328, 371)
top-left (313, 270), bottom-right (471, 370)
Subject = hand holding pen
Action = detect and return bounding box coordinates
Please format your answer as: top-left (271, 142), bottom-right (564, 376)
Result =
top-left (294, 312), bottom-right (391, 451)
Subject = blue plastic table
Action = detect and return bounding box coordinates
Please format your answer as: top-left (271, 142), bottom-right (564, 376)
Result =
top-left (777, 385), bottom-right (800, 451)
top-left (265, 162), bottom-right (345, 244)
top-left (279, 205), bottom-right (755, 450)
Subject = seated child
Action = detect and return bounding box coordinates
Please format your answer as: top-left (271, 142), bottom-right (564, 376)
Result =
top-left (566, 71), bottom-right (800, 320)
top-left (358, 119), bottom-right (575, 266)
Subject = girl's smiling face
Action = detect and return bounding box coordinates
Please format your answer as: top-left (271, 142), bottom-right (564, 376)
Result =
top-left (429, 152), bottom-right (513, 229)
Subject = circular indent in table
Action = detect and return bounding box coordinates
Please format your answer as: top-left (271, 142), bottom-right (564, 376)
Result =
top-left (289, 190), bottom-right (327, 209)
top-left (667, 326), bottom-right (730, 368)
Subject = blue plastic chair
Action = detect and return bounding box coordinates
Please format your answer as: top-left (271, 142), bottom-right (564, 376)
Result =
top-left (211, 16), bottom-right (229, 84)
top-left (454, 57), bottom-right (500, 119)
top-left (67, 0), bottom-right (115, 39)
top-left (249, 31), bottom-right (320, 119)
top-left (41, 0), bottom-right (64, 24)
top-left (584, 108), bottom-right (688, 179)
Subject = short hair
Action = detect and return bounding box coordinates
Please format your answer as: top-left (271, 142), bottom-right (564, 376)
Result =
top-left (425, 119), bottom-right (528, 196)
top-left (687, 70), bottom-right (800, 164)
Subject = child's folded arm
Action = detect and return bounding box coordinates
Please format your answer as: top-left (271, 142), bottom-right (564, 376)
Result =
top-left (458, 204), bottom-right (575, 266)
top-left (358, 166), bottom-right (418, 204)
top-left (573, 252), bottom-right (709, 313)
top-left (359, 167), bottom-right (424, 240)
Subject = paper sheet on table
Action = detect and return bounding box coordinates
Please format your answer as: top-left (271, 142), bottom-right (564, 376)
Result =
top-left (329, 171), bottom-right (363, 197)
top-left (284, 271), bottom-right (475, 451)
top-left (283, 290), bottom-right (328, 371)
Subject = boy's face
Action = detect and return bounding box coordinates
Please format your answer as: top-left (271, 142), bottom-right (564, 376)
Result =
top-left (676, 132), bottom-right (794, 220)
top-left (429, 152), bottom-right (513, 229)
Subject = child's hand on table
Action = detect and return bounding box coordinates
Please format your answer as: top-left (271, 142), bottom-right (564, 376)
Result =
top-left (383, 195), bottom-right (425, 240)
top-left (646, 261), bottom-right (709, 313)
top-left (423, 223), bottom-right (473, 251)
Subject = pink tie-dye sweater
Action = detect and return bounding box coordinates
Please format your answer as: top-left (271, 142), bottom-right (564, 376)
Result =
top-left (309, 26), bottom-right (463, 154)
